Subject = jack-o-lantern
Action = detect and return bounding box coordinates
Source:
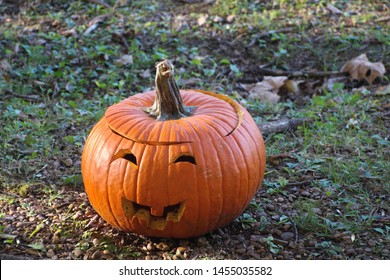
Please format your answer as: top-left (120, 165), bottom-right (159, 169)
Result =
top-left (81, 59), bottom-right (266, 238)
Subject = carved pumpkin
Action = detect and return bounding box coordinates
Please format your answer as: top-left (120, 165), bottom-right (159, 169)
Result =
top-left (81, 59), bottom-right (266, 238)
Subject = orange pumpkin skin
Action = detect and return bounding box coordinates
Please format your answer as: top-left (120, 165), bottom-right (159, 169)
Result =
top-left (82, 89), bottom-right (266, 238)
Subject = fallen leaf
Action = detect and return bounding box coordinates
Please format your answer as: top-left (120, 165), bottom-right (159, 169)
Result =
top-left (23, 24), bottom-right (41, 32)
top-left (88, 14), bottom-right (109, 26)
top-left (243, 84), bottom-right (279, 103)
top-left (3, 72), bottom-right (10, 83)
top-left (115, 54), bottom-right (133, 66)
top-left (243, 76), bottom-right (299, 103)
top-left (0, 233), bottom-right (17, 240)
top-left (279, 79), bottom-right (300, 96)
top-left (53, 81), bottom-right (60, 97)
top-left (61, 28), bottom-right (77, 37)
top-left (346, 118), bottom-right (359, 129)
top-left (65, 81), bottom-right (74, 92)
top-left (0, 59), bottom-right (12, 72)
top-left (140, 68), bottom-right (151, 79)
top-left (327, 3), bottom-right (342, 15)
top-left (263, 76), bottom-right (288, 89)
top-left (26, 242), bottom-right (46, 252)
top-left (373, 84), bottom-right (390, 96)
top-left (180, 77), bottom-right (202, 87)
top-left (61, 158), bottom-right (73, 167)
top-left (226, 14), bottom-right (236, 23)
top-left (340, 54), bottom-right (386, 84)
top-left (33, 80), bottom-right (46, 86)
top-left (33, 38), bottom-right (47, 46)
top-left (83, 15), bottom-right (109, 36)
top-left (14, 42), bottom-right (20, 54)
top-left (197, 15), bottom-right (208, 26)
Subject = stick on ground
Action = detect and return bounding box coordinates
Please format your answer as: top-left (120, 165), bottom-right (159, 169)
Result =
top-left (258, 118), bottom-right (311, 135)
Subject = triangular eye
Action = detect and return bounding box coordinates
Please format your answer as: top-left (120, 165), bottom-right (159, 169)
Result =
top-left (174, 155), bottom-right (196, 165)
top-left (122, 153), bottom-right (137, 165)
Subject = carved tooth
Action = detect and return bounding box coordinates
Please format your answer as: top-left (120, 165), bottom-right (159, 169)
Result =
top-left (167, 202), bottom-right (186, 222)
top-left (122, 197), bottom-right (135, 217)
top-left (135, 209), bottom-right (151, 225)
top-left (150, 217), bottom-right (167, 230)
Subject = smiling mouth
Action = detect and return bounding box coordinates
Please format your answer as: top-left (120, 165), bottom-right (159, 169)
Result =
top-left (121, 198), bottom-right (186, 230)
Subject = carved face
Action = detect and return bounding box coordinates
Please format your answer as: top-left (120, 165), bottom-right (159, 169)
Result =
top-left (82, 90), bottom-right (266, 238)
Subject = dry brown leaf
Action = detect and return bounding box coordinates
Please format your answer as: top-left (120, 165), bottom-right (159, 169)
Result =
top-left (244, 76), bottom-right (299, 103)
top-left (280, 79), bottom-right (300, 94)
top-left (375, 84), bottom-right (390, 95)
top-left (0, 59), bottom-right (12, 71)
top-left (140, 68), bottom-right (151, 79)
top-left (197, 15), bottom-right (208, 26)
top-left (340, 54), bottom-right (386, 84)
top-left (115, 55), bottom-right (133, 66)
top-left (0, 59), bottom-right (11, 83)
top-left (61, 29), bottom-right (77, 37)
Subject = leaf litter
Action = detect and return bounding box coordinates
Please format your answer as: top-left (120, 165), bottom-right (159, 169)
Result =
top-left (340, 54), bottom-right (386, 85)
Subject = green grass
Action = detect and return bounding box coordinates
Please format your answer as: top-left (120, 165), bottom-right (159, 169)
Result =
top-left (293, 199), bottom-right (331, 236)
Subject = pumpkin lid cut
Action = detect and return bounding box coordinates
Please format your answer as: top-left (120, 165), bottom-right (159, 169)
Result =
top-left (105, 59), bottom-right (244, 145)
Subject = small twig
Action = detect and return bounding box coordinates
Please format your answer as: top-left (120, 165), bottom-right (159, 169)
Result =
top-left (0, 190), bottom-right (19, 198)
top-left (374, 16), bottom-right (390, 23)
top-left (257, 67), bottom-right (348, 78)
top-left (258, 118), bottom-right (312, 135)
top-left (268, 153), bottom-right (296, 160)
top-left (288, 216), bottom-right (299, 243)
top-left (268, 153), bottom-right (297, 166)
top-left (286, 180), bottom-right (313, 187)
top-left (83, 14), bottom-right (109, 36)
top-left (372, 91), bottom-right (390, 97)
top-left (85, 214), bottom-right (100, 229)
top-left (375, 216), bottom-right (390, 224)
top-left (4, 89), bottom-right (40, 101)
top-left (272, 238), bottom-right (289, 246)
top-left (257, 28), bottom-right (296, 39)
top-left (119, 15), bottom-right (130, 50)
top-left (83, 23), bottom-right (100, 36)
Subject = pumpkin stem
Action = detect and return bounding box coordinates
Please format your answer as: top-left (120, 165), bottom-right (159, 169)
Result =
top-left (143, 59), bottom-right (196, 121)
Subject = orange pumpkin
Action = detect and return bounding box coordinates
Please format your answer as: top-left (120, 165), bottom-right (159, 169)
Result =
top-left (81, 59), bottom-right (266, 238)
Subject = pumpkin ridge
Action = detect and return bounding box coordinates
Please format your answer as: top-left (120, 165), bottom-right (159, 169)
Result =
top-left (234, 119), bottom-right (264, 207)
top-left (220, 136), bottom-right (247, 223)
top-left (180, 119), bottom-right (207, 235)
top-left (208, 139), bottom-right (226, 228)
top-left (102, 126), bottom-right (125, 229)
top-left (241, 110), bottom-right (266, 180)
top-left (110, 110), bottom-right (153, 139)
top-left (232, 130), bottom-right (252, 214)
top-left (192, 89), bottom-right (244, 135)
top-left (166, 118), bottom-right (201, 235)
